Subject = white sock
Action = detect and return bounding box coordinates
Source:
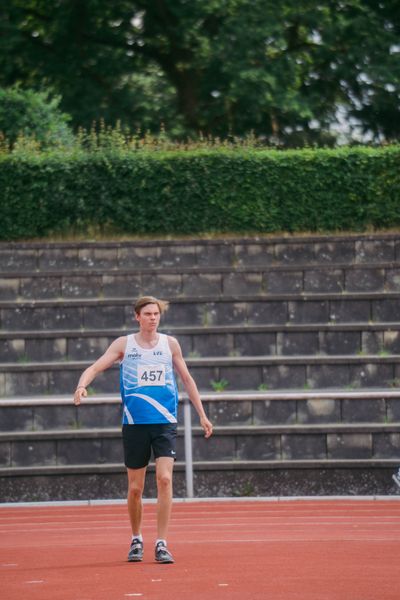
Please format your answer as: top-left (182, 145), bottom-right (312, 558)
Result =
top-left (132, 534), bottom-right (143, 542)
top-left (155, 538), bottom-right (167, 547)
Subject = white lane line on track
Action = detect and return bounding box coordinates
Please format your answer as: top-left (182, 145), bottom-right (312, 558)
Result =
top-left (2, 514), bottom-right (400, 528)
top-left (4, 523), bottom-right (400, 535)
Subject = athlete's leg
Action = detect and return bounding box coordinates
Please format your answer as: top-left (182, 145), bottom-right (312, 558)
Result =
top-left (155, 457), bottom-right (174, 540)
top-left (127, 466), bottom-right (147, 535)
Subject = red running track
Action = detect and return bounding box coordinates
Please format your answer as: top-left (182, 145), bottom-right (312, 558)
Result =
top-left (1, 499), bottom-right (400, 600)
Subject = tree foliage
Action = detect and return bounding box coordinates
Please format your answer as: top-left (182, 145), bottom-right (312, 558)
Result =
top-left (1, 0), bottom-right (399, 144)
top-left (0, 86), bottom-right (72, 147)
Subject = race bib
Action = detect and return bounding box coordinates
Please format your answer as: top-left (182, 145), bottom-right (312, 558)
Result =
top-left (137, 364), bottom-right (166, 386)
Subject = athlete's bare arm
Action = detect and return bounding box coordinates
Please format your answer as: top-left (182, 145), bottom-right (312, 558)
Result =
top-left (168, 336), bottom-right (213, 438)
top-left (73, 336), bottom-right (127, 406)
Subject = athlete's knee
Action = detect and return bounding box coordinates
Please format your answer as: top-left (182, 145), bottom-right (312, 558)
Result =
top-left (156, 471), bottom-right (172, 490)
top-left (128, 479), bottom-right (144, 499)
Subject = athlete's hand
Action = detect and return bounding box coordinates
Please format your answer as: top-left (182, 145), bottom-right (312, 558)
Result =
top-left (200, 416), bottom-right (213, 438)
top-left (74, 386), bottom-right (87, 406)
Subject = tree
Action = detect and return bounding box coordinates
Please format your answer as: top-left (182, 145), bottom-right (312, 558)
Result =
top-left (1, 0), bottom-right (399, 144)
top-left (0, 86), bottom-right (73, 147)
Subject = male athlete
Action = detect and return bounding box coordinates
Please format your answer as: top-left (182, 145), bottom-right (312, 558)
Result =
top-left (73, 296), bottom-right (213, 564)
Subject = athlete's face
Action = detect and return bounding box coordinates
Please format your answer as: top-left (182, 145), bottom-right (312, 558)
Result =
top-left (135, 303), bottom-right (160, 331)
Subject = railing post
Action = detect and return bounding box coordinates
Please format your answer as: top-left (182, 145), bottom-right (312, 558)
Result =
top-left (183, 397), bottom-right (194, 498)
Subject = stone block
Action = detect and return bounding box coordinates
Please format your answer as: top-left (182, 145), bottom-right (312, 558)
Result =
top-left (208, 302), bottom-right (248, 326)
top-left (386, 399), bottom-right (400, 422)
top-left (263, 364), bottom-right (306, 389)
top-left (303, 270), bottom-right (344, 293)
top-left (349, 363), bottom-right (394, 388)
top-left (297, 398), bottom-right (341, 424)
top-left (307, 364), bottom-right (349, 388)
top-left (163, 302), bottom-right (204, 326)
top-left (0, 442), bottom-right (10, 466)
top-left (38, 248), bottom-right (79, 270)
top-left (118, 246), bottom-right (159, 268)
top-left (192, 333), bottom-right (234, 357)
top-left (20, 276), bottom-right (61, 299)
top-left (355, 240), bottom-right (395, 263)
top-left (0, 338), bottom-right (25, 362)
top-left (186, 366), bottom-right (217, 390)
top-left (288, 301), bottom-right (329, 324)
top-left (253, 399), bottom-right (296, 425)
top-left (67, 337), bottom-right (111, 361)
top-left (277, 331), bottom-right (319, 356)
top-left (282, 433), bottom-right (326, 459)
top-left (196, 244), bottom-right (234, 267)
top-left (62, 276), bottom-right (102, 298)
top-left (12, 439), bottom-right (57, 466)
top-left (372, 298), bottom-right (400, 322)
top-left (102, 275), bottom-right (142, 298)
top-left (383, 330), bottom-right (400, 354)
top-left (77, 403), bottom-right (122, 428)
top-left (102, 437), bottom-right (123, 463)
top-left (342, 398), bottom-right (386, 423)
top-left (84, 306), bottom-right (126, 329)
top-left (158, 244), bottom-right (197, 267)
top-left (250, 302), bottom-right (287, 325)
top-left (327, 433), bottom-right (372, 459)
top-left (25, 338), bottom-right (67, 362)
top-left (0, 406), bottom-right (34, 431)
top-left (78, 247), bottom-right (119, 269)
top-left (274, 243), bottom-right (315, 265)
top-left (42, 307), bottom-right (83, 330)
top-left (1, 249), bottom-right (38, 271)
top-left (142, 273), bottom-right (183, 296)
top-left (314, 241), bottom-right (355, 264)
top-left (192, 434), bottom-right (235, 460)
top-left (373, 433), bottom-right (400, 458)
top-left (236, 434), bottom-right (281, 460)
top-left (208, 400), bottom-right (253, 425)
top-left (329, 299), bottom-right (370, 323)
top-left (322, 331), bottom-right (360, 355)
top-left (235, 244), bottom-right (275, 267)
top-left (223, 272), bottom-right (263, 295)
top-left (33, 405), bottom-right (78, 430)
top-left (218, 366), bottom-right (262, 390)
top-left (234, 332), bottom-right (276, 355)
top-left (5, 371), bottom-right (48, 396)
top-left (48, 369), bottom-right (79, 395)
top-left (0, 278), bottom-right (19, 300)
top-left (181, 274), bottom-right (221, 296)
top-left (362, 331), bottom-right (384, 354)
top-left (386, 269), bottom-right (400, 292)
top-left (345, 268), bottom-right (385, 292)
top-left (175, 334), bottom-right (192, 356)
top-left (57, 438), bottom-right (102, 465)
top-left (266, 271), bottom-right (303, 294)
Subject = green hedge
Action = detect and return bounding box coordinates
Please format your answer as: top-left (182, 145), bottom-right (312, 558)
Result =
top-left (1, 145), bottom-right (399, 240)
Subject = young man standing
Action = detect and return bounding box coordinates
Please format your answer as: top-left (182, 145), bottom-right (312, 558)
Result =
top-left (73, 296), bottom-right (213, 564)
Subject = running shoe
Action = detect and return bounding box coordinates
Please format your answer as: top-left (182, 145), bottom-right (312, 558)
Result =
top-left (128, 538), bottom-right (143, 562)
top-left (155, 541), bottom-right (174, 563)
top-left (393, 468), bottom-right (400, 489)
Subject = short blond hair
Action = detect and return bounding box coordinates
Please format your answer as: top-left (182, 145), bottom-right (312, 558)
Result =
top-left (134, 296), bottom-right (169, 315)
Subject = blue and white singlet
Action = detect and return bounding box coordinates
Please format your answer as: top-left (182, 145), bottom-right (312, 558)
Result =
top-left (120, 333), bottom-right (178, 425)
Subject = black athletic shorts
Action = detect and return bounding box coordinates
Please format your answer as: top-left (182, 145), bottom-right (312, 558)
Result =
top-left (122, 423), bottom-right (177, 469)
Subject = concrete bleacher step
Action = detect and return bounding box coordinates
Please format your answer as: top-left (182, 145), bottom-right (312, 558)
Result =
top-left (1, 261), bottom-right (400, 300)
top-left (1, 293), bottom-right (399, 331)
top-left (1, 323), bottom-right (399, 362)
top-left (1, 234), bottom-right (399, 271)
top-left (1, 355), bottom-right (400, 396)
